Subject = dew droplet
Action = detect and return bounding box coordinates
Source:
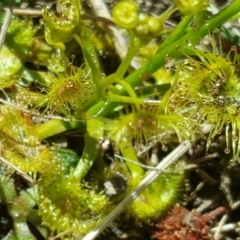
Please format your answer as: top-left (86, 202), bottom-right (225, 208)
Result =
top-left (161, 145), bottom-right (168, 152)
top-left (231, 46), bottom-right (237, 52)
top-left (233, 135), bottom-right (239, 141)
top-left (224, 148), bottom-right (230, 154)
top-left (187, 41), bottom-right (192, 46)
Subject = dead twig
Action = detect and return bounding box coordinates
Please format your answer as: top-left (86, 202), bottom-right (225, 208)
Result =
top-left (0, 1), bottom-right (13, 53)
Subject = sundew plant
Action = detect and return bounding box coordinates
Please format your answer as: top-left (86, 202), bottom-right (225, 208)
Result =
top-left (0, 0), bottom-right (240, 239)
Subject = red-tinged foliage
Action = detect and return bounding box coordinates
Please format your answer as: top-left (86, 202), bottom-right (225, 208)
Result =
top-left (152, 206), bottom-right (226, 240)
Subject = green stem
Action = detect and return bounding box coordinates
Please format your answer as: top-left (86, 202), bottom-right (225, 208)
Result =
top-left (135, 83), bottom-right (171, 97)
top-left (99, 34), bottom-right (143, 88)
top-left (7, 187), bottom-right (37, 240)
top-left (98, 73), bottom-right (116, 88)
top-left (156, 14), bottom-right (193, 54)
top-left (107, 94), bottom-right (143, 105)
top-left (74, 32), bottom-right (102, 84)
top-left (158, 4), bottom-right (177, 24)
top-left (115, 78), bottom-right (140, 110)
top-left (72, 118), bottom-right (104, 181)
top-left (72, 132), bottom-right (99, 181)
top-left (34, 119), bottom-right (84, 140)
top-left (193, 10), bottom-right (208, 30)
top-left (115, 32), bottom-right (143, 77)
top-left (119, 141), bottom-right (144, 178)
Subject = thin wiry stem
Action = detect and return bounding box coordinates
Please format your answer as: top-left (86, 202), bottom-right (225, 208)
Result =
top-left (0, 156), bottom-right (35, 185)
top-left (4, 7), bottom-right (115, 24)
top-left (82, 140), bottom-right (191, 240)
top-left (214, 213), bottom-right (229, 240)
top-left (214, 201), bottom-right (240, 239)
top-left (0, 98), bottom-right (83, 122)
top-left (0, 1), bottom-right (13, 53)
